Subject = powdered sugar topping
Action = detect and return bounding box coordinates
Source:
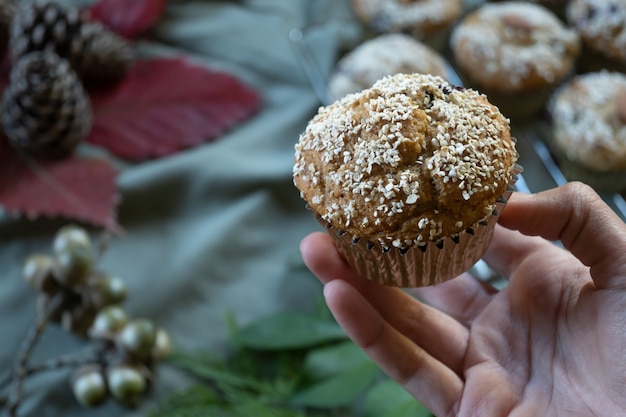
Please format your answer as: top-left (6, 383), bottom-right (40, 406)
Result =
top-left (567, 0), bottom-right (626, 62)
top-left (551, 71), bottom-right (626, 171)
top-left (451, 2), bottom-right (579, 88)
top-left (329, 33), bottom-right (449, 99)
top-left (354, 0), bottom-right (461, 35)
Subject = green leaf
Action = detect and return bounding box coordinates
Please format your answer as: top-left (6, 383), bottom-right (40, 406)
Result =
top-left (303, 341), bottom-right (370, 380)
top-left (149, 383), bottom-right (309, 417)
top-left (233, 395), bottom-right (308, 417)
top-left (171, 352), bottom-right (268, 392)
top-left (291, 361), bottom-right (381, 408)
top-left (363, 379), bottom-right (432, 417)
top-left (231, 313), bottom-right (347, 350)
top-left (225, 310), bottom-right (240, 336)
top-left (312, 295), bottom-right (334, 322)
top-left (148, 385), bottom-right (223, 417)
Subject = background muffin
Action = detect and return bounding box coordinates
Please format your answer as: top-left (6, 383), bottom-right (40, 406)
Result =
top-left (566, 0), bottom-right (626, 73)
top-left (350, 0), bottom-right (462, 50)
top-left (294, 73), bottom-right (519, 287)
top-left (548, 71), bottom-right (626, 192)
top-left (328, 33), bottom-right (451, 100)
top-left (451, 2), bottom-right (580, 120)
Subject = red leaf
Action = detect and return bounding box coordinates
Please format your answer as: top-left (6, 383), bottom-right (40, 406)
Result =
top-left (87, 57), bottom-right (262, 161)
top-left (88, 0), bottom-right (167, 39)
top-left (0, 140), bottom-right (120, 231)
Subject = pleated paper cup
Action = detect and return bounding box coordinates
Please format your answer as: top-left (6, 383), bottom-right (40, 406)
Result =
top-left (313, 164), bottom-right (522, 288)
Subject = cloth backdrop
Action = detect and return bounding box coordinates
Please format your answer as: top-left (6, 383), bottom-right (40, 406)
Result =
top-left (0, 1), bottom-right (362, 415)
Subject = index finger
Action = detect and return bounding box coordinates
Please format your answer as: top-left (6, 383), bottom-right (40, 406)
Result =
top-left (498, 182), bottom-right (626, 289)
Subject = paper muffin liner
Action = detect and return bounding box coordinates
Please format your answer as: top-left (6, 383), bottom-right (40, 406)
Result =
top-left (311, 163), bottom-right (522, 288)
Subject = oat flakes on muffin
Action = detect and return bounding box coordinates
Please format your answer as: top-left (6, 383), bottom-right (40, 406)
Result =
top-left (566, 0), bottom-right (626, 73)
top-left (351, 0), bottom-right (462, 50)
top-left (328, 33), bottom-right (450, 100)
top-left (451, 1), bottom-right (580, 119)
top-left (548, 71), bottom-right (626, 192)
top-left (293, 73), bottom-right (519, 287)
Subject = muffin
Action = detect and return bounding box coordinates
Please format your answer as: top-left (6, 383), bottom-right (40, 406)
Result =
top-left (451, 2), bottom-right (580, 120)
top-left (328, 33), bottom-right (450, 100)
top-left (293, 73), bottom-right (520, 287)
top-left (566, 0), bottom-right (626, 73)
top-left (548, 71), bottom-right (626, 193)
top-left (351, 0), bottom-right (463, 51)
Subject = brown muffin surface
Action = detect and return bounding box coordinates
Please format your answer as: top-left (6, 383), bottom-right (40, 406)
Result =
top-left (352, 0), bottom-right (462, 38)
top-left (567, 0), bottom-right (626, 64)
top-left (293, 73), bottom-right (517, 247)
top-left (451, 2), bottom-right (580, 93)
top-left (329, 34), bottom-right (449, 100)
top-left (550, 71), bottom-right (626, 172)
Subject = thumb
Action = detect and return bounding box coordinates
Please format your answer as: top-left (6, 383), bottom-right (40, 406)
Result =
top-left (498, 182), bottom-right (626, 289)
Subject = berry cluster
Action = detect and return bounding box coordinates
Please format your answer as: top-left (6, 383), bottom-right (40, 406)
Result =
top-left (23, 224), bottom-right (126, 335)
top-left (72, 306), bottom-right (171, 407)
top-left (21, 225), bottom-right (171, 408)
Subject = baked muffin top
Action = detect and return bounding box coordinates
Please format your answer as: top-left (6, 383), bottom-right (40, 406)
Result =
top-left (550, 71), bottom-right (626, 172)
top-left (293, 73), bottom-right (517, 247)
top-left (451, 2), bottom-right (580, 92)
top-left (351, 0), bottom-right (462, 37)
top-left (329, 34), bottom-right (449, 100)
top-left (567, 0), bottom-right (626, 63)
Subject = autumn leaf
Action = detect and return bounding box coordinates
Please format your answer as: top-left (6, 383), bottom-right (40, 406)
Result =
top-left (0, 140), bottom-right (120, 230)
top-left (87, 57), bottom-right (262, 161)
top-left (88, 0), bottom-right (168, 39)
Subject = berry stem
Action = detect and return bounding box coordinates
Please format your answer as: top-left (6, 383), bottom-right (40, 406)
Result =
top-left (5, 293), bottom-right (64, 416)
top-left (95, 230), bottom-right (112, 263)
top-left (0, 354), bottom-right (97, 394)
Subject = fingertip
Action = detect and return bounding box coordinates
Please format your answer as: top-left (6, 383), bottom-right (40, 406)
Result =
top-left (323, 280), bottom-right (355, 324)
top-left (300, 230), bottom-right (327, 250)
top-left (323, 279), bottom-right (383, 348)
top-left (323, 279), bottom-right (348, 307)
top-left (300, 231), bottom-right (361, 285)
top-left (497, 190), bottom-right (535, 227)
top-left (300, 232), bottom-right (331, 267)
top-left (299, 232), bottom-right (321, 260)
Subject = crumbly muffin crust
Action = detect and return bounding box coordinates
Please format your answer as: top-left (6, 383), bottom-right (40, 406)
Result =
top-left (329, 34), bottom-right (449, 100)
top-left (451, 2), bottom-right (580, 93)
top-left (352, 0), bottom-right (462, 38)
top-left (550, 71), bottom-right (626, 172)
top-left (567, 0), bottom-right (626, 63)
top-left (293, 73), bottom-right (517, 247)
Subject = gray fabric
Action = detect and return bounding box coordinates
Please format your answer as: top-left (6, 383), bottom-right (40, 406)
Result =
top-left (0, 1), bottom-right (362, 415)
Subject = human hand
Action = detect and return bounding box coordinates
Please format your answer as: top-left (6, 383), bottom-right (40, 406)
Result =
top-left (300, 182), bottom-right (626, 417)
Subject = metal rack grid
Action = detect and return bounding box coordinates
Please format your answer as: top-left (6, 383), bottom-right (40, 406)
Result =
top-left (513, 124), bottom-right (626, 220)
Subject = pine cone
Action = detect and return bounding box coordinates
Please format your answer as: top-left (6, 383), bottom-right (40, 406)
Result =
top-left (0, 0), bottom-right (16, 58)
top-left (1, 51), bottom-right (92, 158)
top-left (76, 22), bottom-right (136, 82)
top-left (10, 0), bottom-right (134, 82)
